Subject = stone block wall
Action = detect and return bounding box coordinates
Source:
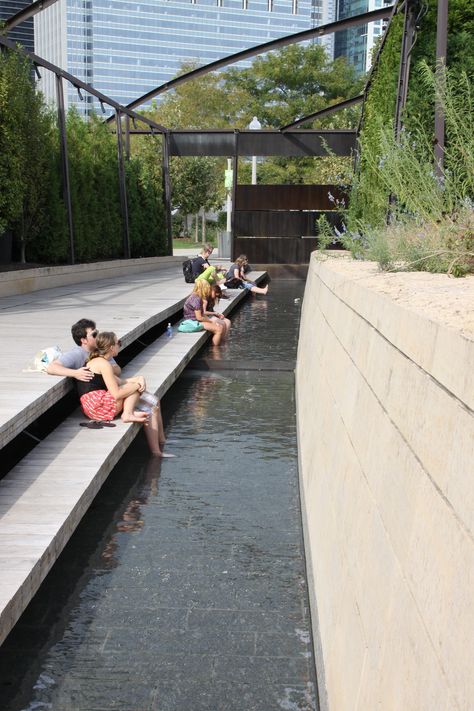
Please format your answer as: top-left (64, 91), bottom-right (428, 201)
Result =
top-left (296, 256), bottom-right (474, 711)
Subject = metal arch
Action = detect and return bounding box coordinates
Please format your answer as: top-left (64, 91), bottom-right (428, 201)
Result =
top-left (2, 0), bottom-right (60, 32)
top-left (0, 34), bottom-right (167, 133)
top-left (280, 95), bottom-right (364, 131)
top-left (106, 6), bottom-right (393, 122)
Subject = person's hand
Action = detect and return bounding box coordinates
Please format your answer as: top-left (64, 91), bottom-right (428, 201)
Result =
top-left (74, 367), bottom-right (93, 382)
top-left (216, 313), bottom-right (225, 319)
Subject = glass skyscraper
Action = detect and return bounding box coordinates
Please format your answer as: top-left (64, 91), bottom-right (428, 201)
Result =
top-left (1, 0), bottom-right (35, 53)
top-left (35, 0), bottom-right (322, 114)
top-left (334, 0), bottom-right (391, 74)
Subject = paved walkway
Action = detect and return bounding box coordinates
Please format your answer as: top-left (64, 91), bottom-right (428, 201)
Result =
top-left (0, 263), bottom-right (264, 647)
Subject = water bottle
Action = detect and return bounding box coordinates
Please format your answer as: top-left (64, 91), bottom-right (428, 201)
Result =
top-left (166, 322), bottom-right (173, 338)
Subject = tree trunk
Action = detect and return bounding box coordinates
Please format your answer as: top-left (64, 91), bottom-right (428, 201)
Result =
top-left (194, 213), bottom-right (199, 242)
top-left (201, 209), bottom-right (206, 243)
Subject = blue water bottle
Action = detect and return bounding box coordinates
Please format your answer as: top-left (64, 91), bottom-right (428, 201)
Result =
top-left (166, 322), bottom-right (173, 338)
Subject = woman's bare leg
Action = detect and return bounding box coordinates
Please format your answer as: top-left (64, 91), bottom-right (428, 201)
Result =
top-left (121, 392), bottom-right (148, 423)
top-left (210, 316), bottom-right (231, 340)
top-left (202, 320), bottom-right (223, 345)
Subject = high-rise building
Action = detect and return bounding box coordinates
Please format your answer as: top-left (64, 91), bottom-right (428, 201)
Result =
top-left (1, 0), bottom-right (35, 53)
top-left (35, 0), bottom-right (323, 115)
top-left (334, 0), bottom-right (391, 74)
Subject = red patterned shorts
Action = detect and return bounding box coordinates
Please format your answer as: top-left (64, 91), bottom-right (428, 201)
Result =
top-left (80, 390), bottom-right (117, 421)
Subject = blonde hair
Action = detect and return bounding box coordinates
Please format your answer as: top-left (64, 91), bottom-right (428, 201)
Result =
top-left (192, 279), bottom-right (211, 299)
top-left (88, 331), bottom-right (117, 361)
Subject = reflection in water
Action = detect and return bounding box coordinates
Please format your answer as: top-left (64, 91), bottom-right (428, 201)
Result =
top-left (0, 280), bottom-right (316, 711)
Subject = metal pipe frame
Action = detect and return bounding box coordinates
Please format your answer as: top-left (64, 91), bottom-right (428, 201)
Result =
top-left (116, 110), bottom-right (131, 259)
top-left (231, 131), bottom-right (239, 257)
top-left (434, 0), bottom-right (448, 175)
top-left (280, 95), bottom-right (364, 131)
top-left (56, 75), bottom-right (75, 265)
top-left (162, 132), bottom-right (173, 255)
top-left (2, 0), bottom-right (60, 32)
top-left (106, 6), bottom-right (393, 120)
top-left (0, 34), bottom-right (167, 133)
top-left (394, 0), bottom-right (417, 138)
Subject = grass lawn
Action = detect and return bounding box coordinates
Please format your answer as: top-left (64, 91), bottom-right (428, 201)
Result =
top-left (172, 239), bottom-right (216, 250)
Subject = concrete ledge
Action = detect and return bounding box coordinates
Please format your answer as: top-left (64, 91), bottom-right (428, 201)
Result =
top-left (0, 256), bottom-right (184, 298)
top-left (296, 255), bottom-right (474, 711)
top-left (0, 279), bottom-right (264, 646)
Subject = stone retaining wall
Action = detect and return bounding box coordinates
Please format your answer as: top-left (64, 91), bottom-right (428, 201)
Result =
top-left (295, 255), bottom-right (474, 711)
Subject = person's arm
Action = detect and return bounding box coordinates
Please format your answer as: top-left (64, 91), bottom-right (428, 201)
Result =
top-left (121, 374), bottom-right (146, 392)
top-left (111, 362), bottom-right (121, 377)
top-left (100, 360), bottom-right (141, 400)
top-left (233, 267), bottom-right (243, 282)
top-left (203, 299), bottom-right (224, 319)
top-left (46, 359), bottom-right (93, 382)
top-left (194, 307), bottom-right (213, 323)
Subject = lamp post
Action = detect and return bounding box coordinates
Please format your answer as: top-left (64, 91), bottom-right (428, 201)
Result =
top-left (248, 116), bottom-right (261, 184)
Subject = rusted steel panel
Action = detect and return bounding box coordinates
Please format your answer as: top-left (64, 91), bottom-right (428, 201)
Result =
top-left (235, 184), bottom-right (348, 210)
top-left (168, 131), bottom-right (356, 157)
top-left (233, 237), bottom-right (342, 264)
top-left (233, 210), bottom-right (343, 237)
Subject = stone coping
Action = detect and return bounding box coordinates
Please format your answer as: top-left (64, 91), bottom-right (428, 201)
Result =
top-left (0, 275), bottom-right (265, 646)
top-left (0, 256), bottom-right (184, 298)
top-left (313, 253), bottom-right (474, 410)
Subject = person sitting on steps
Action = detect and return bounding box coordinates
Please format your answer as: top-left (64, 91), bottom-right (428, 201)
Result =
top-left (77, 332), bottom-right (174, 458)
top-left (46, 318), bottom-right (121, 382)
top-left (224, 255), bottom-right (269, 295)
top-left (182, 280), bottom-right (225, 346)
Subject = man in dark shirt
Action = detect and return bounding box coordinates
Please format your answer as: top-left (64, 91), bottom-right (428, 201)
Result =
top-left (191, 243), bottom-right (214, 279)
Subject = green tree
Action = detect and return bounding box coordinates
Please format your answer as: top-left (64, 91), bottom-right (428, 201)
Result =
top-left (224, 44), bottom-right (362, 129)
top-left (0, 50), bottom-right (33, 239)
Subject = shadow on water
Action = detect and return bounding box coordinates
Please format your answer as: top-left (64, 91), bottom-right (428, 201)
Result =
top-left (0, 280), bottom-right (318, 711)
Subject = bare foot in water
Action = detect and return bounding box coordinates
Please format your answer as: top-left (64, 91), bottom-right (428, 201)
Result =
top-left (262, 285), bottom-right (269, 294)
top-left (122, 411), bottom-right (149, 423)
top-left (151, 450), bottom-right (176, 458)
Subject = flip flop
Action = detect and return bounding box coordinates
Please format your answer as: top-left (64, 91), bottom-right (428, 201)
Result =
top-left (100, 421), bottom-right (117, 428)
top-left (79, 421), bottom-right (103, 429)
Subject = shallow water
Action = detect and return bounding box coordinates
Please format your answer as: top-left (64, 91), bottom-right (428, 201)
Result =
top-left (0, 280), bottom-right (317, 711)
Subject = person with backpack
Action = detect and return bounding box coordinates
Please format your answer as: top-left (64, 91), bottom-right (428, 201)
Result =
top-left (182, 244), bottom-right (213, 283)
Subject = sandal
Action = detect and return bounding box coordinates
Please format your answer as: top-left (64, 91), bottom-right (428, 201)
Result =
top-left (79, 421), bottom-right (103, 429)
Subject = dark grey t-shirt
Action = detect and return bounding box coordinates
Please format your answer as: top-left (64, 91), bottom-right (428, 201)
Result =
top-left (58, 346), bottom-right (117, 369)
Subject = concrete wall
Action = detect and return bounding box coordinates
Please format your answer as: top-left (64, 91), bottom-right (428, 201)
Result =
top-left (295, 256), bottom-right (474, 711)
top-left (0, 256), bottom-right (184, 297)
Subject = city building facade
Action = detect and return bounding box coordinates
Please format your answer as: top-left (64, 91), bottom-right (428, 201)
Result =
top-left (34, 0), bottom-right (324, 114)
top-left (1, 0), bottom-right (35, 53)
top-left (334, 0), bottom-right (391, 74)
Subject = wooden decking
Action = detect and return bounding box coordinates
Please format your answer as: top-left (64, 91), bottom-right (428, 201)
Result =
top-left (0, 263), bottom-right (265, 646)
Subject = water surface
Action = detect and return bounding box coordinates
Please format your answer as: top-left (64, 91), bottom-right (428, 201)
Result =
top-left (0, 280), bottom-right (317, 711)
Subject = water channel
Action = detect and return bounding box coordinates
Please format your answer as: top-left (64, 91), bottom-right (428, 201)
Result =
top-left (0, 280), bottom-right (317, 711)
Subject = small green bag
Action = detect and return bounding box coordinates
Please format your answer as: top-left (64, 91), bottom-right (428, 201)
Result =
top-left (178, 319), bottom-right (204, 333)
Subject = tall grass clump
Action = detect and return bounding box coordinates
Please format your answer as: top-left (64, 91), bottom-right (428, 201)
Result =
top-left (344, 63), bottom-right (474, 276)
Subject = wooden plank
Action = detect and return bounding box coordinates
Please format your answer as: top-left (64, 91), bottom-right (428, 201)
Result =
top-left (0, 272), bottom-right (266, 645)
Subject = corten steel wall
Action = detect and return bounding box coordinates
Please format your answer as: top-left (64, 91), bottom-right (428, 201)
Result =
top-left (232, 184), bottom-right (347, 261)
top-left (295, 256), bottom-right (474, 711)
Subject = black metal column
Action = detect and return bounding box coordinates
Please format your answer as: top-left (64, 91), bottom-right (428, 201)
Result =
top-left (434, 0), bottom-right (449, 175)
top-left (231, 130), bottom-right (239, 260)
top-left (394, 0), bottom-right (416, 138)
top-left (162, 131), bottom-right (173, 256)
top-left (124, 114), bottom-right (131, 160)
top-left (115, 109), bottom-right (131, 259)
top-left (56, 74), bottom-right (75, 264)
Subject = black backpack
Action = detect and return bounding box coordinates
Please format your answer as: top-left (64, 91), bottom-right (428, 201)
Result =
top-left (182, 258), bottom-right (195, 284)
